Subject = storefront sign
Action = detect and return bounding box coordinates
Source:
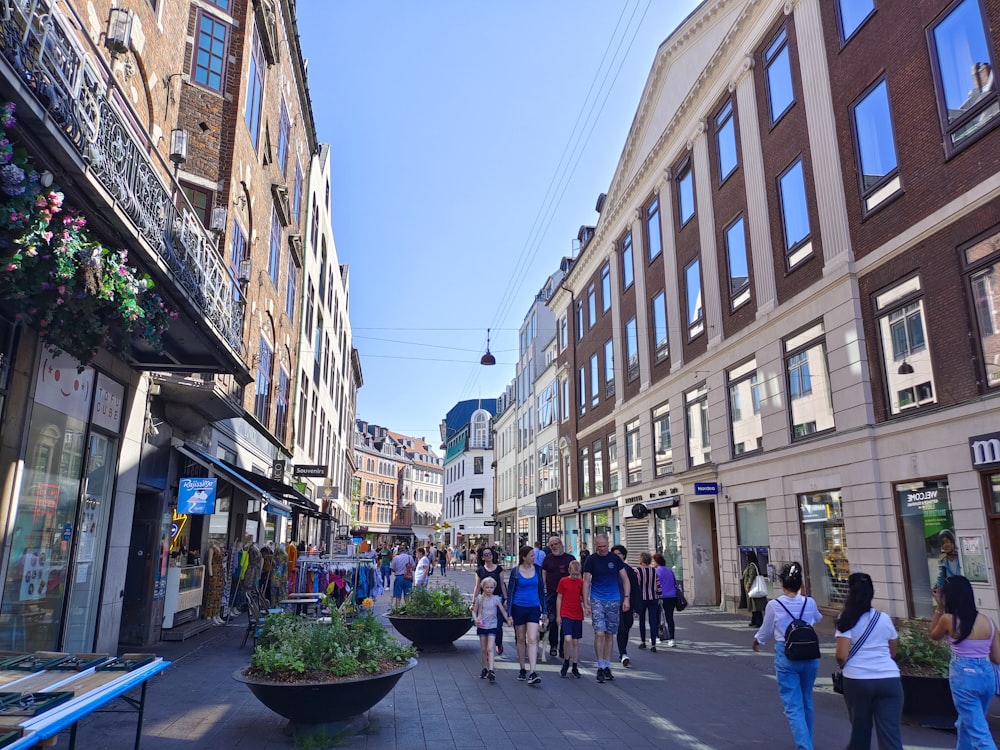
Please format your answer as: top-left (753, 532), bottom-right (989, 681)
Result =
top-left (484, 520), bottom-right (499, 526)
top-left (293, 464), bottom-right (327, 477)
top-left (694, 482), bottom-right (718, 495)
top-left (960, 535), bottom-right (989, 583)
top-left (536, 490), bottom-right (558, 517)
top-left (34, 349), bottom-right (94, 421)
top-left (969, 431), bottom-right (1000, 469)
top-left (91, 374), bottom-right (124, 433)
top-left (177, 478), bottom-right (217, 515)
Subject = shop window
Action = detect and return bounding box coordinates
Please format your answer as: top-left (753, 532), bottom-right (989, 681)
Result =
top-left (601, 263), bottom-right (612, 312)
top-left (646, 197), bottom-right (662, 262)
top-left (604, 338), bottom-right (615, 397)
top-left (580, 446), bottom-right (590, 498)
top-left (685, 384), bottom-right (710, 467)
top-left (965, 232), bottom-right (1000, 388)
top-left (593, 440), bottom-right (604, 495)
top-left (852, 78), bottom-right (900, 212)
top-left (725, 216), bottom-right (750, 309)
top-left (929, 0), bottom-right (999, 153)
top-left (625, 317), bottom-right (639, 382)
top-left (728, 359), bottom-right (763, 457)
top-left (621, 233), bottom-right (634, 290)
top-left (778, 159), bottom-right (812, 269)
top-left (651, 290), bottom-right (668, 362)
top-left (607, 433), bottom-right (619, 493)
top-left (652, 402), bottom-right (672, 477)
top-left (654, 509), bottom-right (683, 580)
top-left (838, 0), bottom-right (875, 41)
top-left (685, 258), bottom-right (704, 339)
top-left (784, 322), bottom-right (835, 440)
top-left (875, 277), bottom-right (937, 414)
top-left (896, 479), bottom-right (955, 617)
top-left (625, 418), bottom-right (642, 485)
top-left (737, 500), bottom-right (770, 547)
top-left (765, 26), bottom-right (795, 124)
top-left (798, 490), bottom-right (850, 608)
top-left (715, 99), bottom-right (738, 182)
top-left (677, 160), bottom-right (695, 225)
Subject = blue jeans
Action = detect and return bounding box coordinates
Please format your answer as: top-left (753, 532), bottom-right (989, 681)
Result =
top-left (842, 676), bottom-right (903, 750)
top-left (949, 655), bottom-right (998, 750)
top-left (380, 565), bottom-right (391, 587)
top-left (774, 648), bottom-right (818, 750)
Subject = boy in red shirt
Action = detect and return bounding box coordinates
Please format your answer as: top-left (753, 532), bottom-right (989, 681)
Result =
top-left (556, 560), bottom-right (585, 678)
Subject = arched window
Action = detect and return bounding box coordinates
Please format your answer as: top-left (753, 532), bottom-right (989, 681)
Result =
top-left (471, 409), bottom-right (490, 449)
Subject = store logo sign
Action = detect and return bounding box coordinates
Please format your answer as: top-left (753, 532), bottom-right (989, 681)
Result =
top-left (969, 431), bottom-right (1000, 468)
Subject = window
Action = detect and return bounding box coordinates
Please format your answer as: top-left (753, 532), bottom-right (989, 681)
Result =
top-left (725, 216), bottom-right (751, 308)
top-left (268, 208), bottom-right (281, 286)
top-left (646, 198), bottom-right (662, 261)
top-left (245, 26), bottom-right (265, 149)
top-left (715, 99), bottom-right (738, 181)
top-left (590, 353), bottom-right (599, 408)
top-left (181, 183), bottom-right (212, 227)
top-left (274, 368), bottom-right (289, 443)
top-left (621, 233), bottom-right (634, 290)
top-left (677, 161), bottom-right (695, 225)
top-left (604, 338), bottom-right (615, 397)
top-left (625, 316), bottom-right (639, 382)
top-left (561, 378), bottom-right (569, 422)
top-left (685, 259), bottom-right (704, 338)
top-left (580, 446), bottom-right (590, 499)
top-left (601, 263), bottom-right (611, 312)
top-left (293, 162), bottom-right (303, 223)
top-left (588, 283), bottom-right (597, 328)
top-left (875, 277), bottom-right (937, 414)
top-left (607, 433), bottom-right (619, 492)
top-left (852, 79), bottom-right (900, 211)
top-left (651, 290), bottom-right (668, 362)
top-left (254, 336), bottom-right (272, 423)
top-left (193, 12), bottom-right (227, 92)
top-left (593, 440), bottom-right (604, 494)
top-left (474, 457), bottom-right (484, 474)
top-left (277, 101), bottom-right (290, 173)
top-left (838, 0), bottom-right (875, 41)
top-left (473, 494), bottom-right (484, 514)
top-left (686, 384), bottom-right (711, 467)
top-left (652, 402), bottom-right (672, 476)
top-left (798, 490), bottom-right (850, 608)
top-left (929, 0), bottom-right (999, 151)
top-left (625, 418), bottom-right (642, 485)
top-left (285, 260), bottom-right (297, 321)
top-left (966, 233), bottom-right (1000, 387)
top-left (576, 300), bottom-right (584, 342)
top-left (728, 359), bottom-right (763, 456)
top-left (784, 322), bottom-right (835, 439)
top-left (764, 27), bottom-right (794, 123)
top-left (578, 365), bottom-right (586, 416)
top-left (559, 315), bottom-right (568, 350)
top-left (778, 159), bottom-right (812, 268)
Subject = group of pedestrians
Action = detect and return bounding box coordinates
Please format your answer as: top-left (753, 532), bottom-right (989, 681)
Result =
top-left (469, 533), bottom-right (683, 686)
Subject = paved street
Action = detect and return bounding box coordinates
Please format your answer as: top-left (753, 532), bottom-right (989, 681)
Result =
top-left (74, 568), bottom-right (998, 748)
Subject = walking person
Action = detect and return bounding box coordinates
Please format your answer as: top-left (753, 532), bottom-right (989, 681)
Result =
top-left (583, 534), bottom-right (631, 683)
top-left (414, 547), bottom-right (431, 588)
top-left (556, 560), bottom-right (585, 678)
top-left (541, 536), bottom-right (575, 659)
top-left (472, 546), bottom-right (508, 655)
top-left (742, 550), bottom-right (767, 628)
top-left (440, 545), bottom-right (450, 576)
top-left (389, 544), bottom-right (414, 607)
top-left (752, 562), bottom-right (823, 750)
top-left (930, 575), bottom-right (1000, 749)
top-left (834, 573), bottom-right (903, 750)
top-left (532, 540), bottom-right (547, 568)
top-left (377, 542), bottom-right (392, 589)
top-left (507, 545), bottom-right (546, 685)
top-left (653, 553), bottom-right (678, 648)
top-left (612, 544), bottom-right (640, 667)
top-left (634, 552), bottom-right (661, 651)
top-left (472, 577), bottom-right (512, 683)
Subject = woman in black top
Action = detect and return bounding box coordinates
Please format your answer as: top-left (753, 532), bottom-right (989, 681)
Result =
top-left (472, 546), bottom-right (507, 654)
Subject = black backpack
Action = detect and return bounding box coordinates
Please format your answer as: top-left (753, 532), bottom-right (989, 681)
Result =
top-left (776, 598), bottom-right (820, 661)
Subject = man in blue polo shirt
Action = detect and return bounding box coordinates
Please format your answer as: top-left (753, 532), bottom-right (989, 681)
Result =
top-left (583, 534), bottom-right (631, 683)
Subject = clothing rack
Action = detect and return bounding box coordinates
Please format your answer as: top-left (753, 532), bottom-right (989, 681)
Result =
top-left (289, 555), bottom-right (378, 606)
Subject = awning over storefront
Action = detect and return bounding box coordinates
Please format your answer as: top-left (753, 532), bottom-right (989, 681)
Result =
top-left (176, 443), bottom-right (293, 517)
top-left (220, 460), bottom-right (320, 515)
top-left (388, 526), bottom-right (413, 536)
top-left (578, 499), bottom-right (619, 512)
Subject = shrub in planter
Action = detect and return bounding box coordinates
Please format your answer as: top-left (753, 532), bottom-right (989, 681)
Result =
top-left (894, 619), bottom-right (955, 729)
top-left (388, 584), bottom-right (472, 649)
top-left (389, 584), bottom-right (469, 618)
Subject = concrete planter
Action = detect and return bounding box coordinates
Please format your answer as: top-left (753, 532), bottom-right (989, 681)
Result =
top-left (387, 616), bottom-right (473, 651)
top-left (900, 674), bottom-right (957, 729)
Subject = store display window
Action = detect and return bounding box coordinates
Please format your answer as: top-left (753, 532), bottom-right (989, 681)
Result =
top-left (654, 507), bottom-right (684, 580)
top-left (896, 478), bottom-right (955, 618)
top-left (798, 490), bottom-right (850, 608)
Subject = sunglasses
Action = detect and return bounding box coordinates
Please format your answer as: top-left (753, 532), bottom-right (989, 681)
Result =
top-left (482, 551), bottom-right (493, 556)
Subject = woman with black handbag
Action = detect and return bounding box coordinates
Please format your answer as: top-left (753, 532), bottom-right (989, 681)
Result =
top-left (834, 573), bottom-right (902, 750)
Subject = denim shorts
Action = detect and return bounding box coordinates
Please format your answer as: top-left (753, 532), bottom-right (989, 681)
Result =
top-left (561, 617), bottom-right (583, 639)
top-left (591, 598), bottom-right (621, 634)
top-left (392, 577), bottom-right (413, 598)
top-left (511, 604), bottom-right (541, 626)
top-left (476, 627), bottom-right (498, 637)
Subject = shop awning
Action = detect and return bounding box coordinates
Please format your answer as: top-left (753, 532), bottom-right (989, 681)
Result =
top-left (220, 460), bottom-right (320, 514)
top-left (469, 488), bottom-right (485, 499)
top-left (642, 496), bottom-right (680, 510)
top-left (388, 525), bottom-right (412, 535)
top-left (578, 499), bottom-right (619, 512)
top-left (176, 443), bottom-right (293, 517)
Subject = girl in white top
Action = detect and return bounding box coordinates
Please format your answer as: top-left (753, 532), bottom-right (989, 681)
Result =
top-left (834, 573), bottom-right (902, 750)
top-left (414, 547), bottom-right (431, 588)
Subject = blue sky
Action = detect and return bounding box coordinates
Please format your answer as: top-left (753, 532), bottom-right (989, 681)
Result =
top-left (297, 1), bottom-right (701, 442)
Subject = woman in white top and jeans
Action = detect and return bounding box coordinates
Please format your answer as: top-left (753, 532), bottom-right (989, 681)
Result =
top-left (752, 562), bottom-right (822, 750)
top-left (834, 572), bottom-right (903, 750)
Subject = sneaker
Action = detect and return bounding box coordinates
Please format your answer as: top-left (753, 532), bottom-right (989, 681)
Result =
top-left (604, 666), bottom-right (614, 681)
top-left (517, 669), bottom-right (527, 681)
top-left (667, 639), bottom-right (675, 648)
top-left (527, 672), bottom-right (541, 685)
top-left (549, 646), bottom-right (558, 657)
top-left (650, 645), bottom-right (657, 653)
top-left (571, 664), bottom-right (581, 678)
top-left (480, 668), bottom-right (488, 679)
top-left (621, 654), bottom-right (630, 668)
top-left (638, 642), bottom-right (647, 650)
top-left (596, 668), bottom-right (605, 684)
top-left (560, 660), bottom-right (569, 678)
top-left (487, 670), bottom-right (496, 683)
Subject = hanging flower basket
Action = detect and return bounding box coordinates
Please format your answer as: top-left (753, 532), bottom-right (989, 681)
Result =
top-left (0, 102), bottom-right (176, 366)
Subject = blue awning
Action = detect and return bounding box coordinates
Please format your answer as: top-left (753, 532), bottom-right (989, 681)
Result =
top-left (176, 443), bottom-right (293, 517)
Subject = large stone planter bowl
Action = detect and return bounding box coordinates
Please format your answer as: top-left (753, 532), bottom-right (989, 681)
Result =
top-left (900, 674), bottom-right (957, 729)
top-left (233, 657), bottom-right (417, 724)
top-left (388, 616), bottom-right (473, 650)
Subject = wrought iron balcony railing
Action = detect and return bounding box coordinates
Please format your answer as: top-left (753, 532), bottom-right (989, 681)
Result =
top-left (0, 0), bottom-right (245, 356)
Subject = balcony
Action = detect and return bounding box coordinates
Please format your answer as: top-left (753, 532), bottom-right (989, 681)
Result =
top-left (0, 1), bottom-right (251, 383)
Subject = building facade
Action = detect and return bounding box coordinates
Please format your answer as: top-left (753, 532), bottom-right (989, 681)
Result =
top-left (440, 400), bottom-right (497, 553)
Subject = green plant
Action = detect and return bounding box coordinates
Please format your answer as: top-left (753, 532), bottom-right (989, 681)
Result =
top-left (247, 609), bottom-right (415, 683)
top-left (0, 102), bottom-right (175, 366)
top-left (895, 620), bottom-right (950, 678)
top-left (390, 583), bottom-right (470, 618)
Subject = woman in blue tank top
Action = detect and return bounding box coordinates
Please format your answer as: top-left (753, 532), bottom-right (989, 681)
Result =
top-left (506, 545), bottom-right (546, 685)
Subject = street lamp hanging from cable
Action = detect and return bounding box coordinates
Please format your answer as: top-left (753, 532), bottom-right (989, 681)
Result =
top-left (480, 328), bottom-right (496, 366)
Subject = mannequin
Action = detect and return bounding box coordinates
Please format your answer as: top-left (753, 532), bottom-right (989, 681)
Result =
top-left (203, 542), bottom-right (225, 624)
top-left (243, 534), bottom-right (263, 597)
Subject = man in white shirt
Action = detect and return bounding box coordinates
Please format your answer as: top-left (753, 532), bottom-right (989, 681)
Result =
top-left (389, 544), bottom-right (415, 606)
top-left (414, 547), bottom-right (431, 588)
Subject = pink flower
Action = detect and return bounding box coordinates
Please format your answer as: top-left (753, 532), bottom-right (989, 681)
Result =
top-left (41, 231), bottom-right (52, 242)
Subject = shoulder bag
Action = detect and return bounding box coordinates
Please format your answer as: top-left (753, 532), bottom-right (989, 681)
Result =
top-left (832, 611), bottom-right (880, 694)
top-left (748, 564), bottom-right (769, 599)
top-left (675, 581), bottom-right (688, 612)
